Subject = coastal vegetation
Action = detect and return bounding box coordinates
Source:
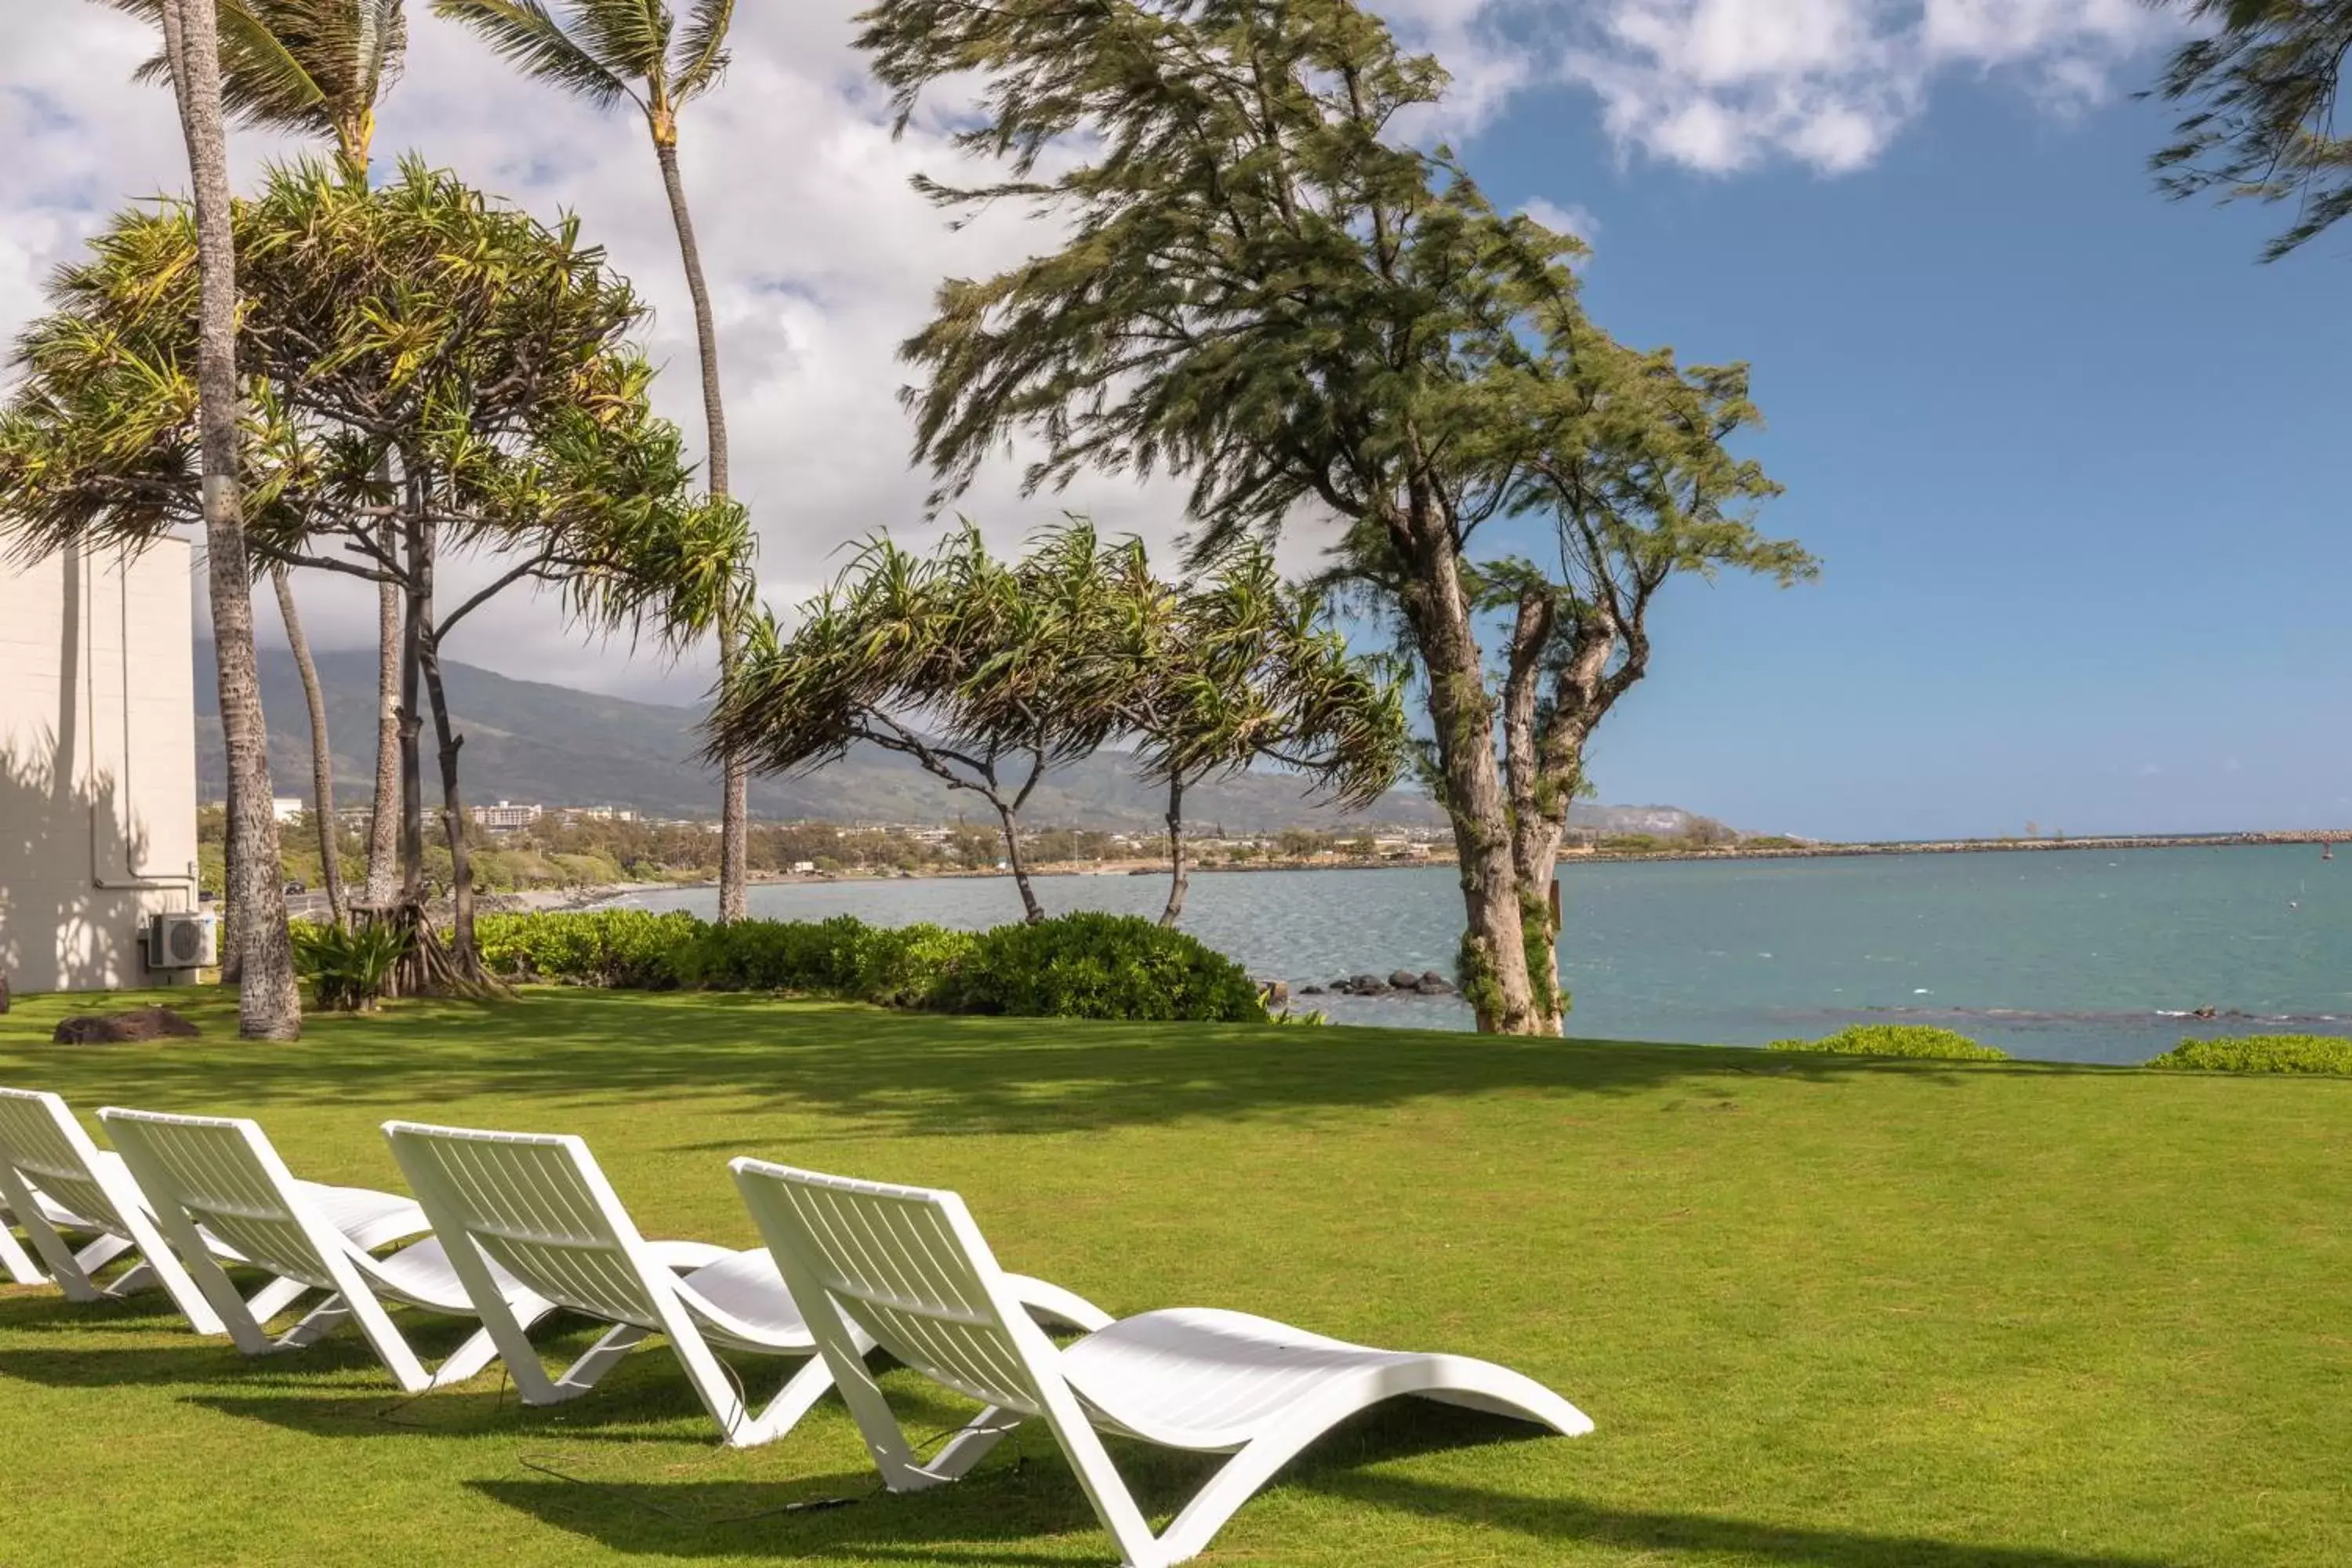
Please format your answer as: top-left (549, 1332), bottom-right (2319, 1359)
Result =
top-left (1769, 1025), bottom-right (2009, 1062)
top-left (459, 907), bottom-right (1272, 1023)
top-left (2147, 1034), bottom-right (2352, 1075)
top-left (6, 986), bottom-right (2351, 1563)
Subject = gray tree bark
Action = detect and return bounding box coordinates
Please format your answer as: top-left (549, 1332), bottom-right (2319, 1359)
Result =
top-left (163, 0), bottom-right (300, 1037)
top-left (1159, 775), bottom-right (1189, 928)
top-left (363, 520), bottom-right (401, 905)
top-left (274, 568), bottom-right (346, 927)
top-left (654, 129), bottom-right (749, 925)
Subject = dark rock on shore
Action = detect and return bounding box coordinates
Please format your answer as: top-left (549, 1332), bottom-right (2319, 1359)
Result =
top-left (1416, 971), bottom-right (1454, 995)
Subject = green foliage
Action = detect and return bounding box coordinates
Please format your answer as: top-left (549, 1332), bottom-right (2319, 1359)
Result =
top-left (1768, 1025), bottom-right (2009, 1062)
top-left (2146, 1035), bottom-right (2352, 1075)
top-left (288, 918), bottom-right (410, 1012)
top-left (2148, 0), bottom-right (2352, 259)
top-left (475, 909), bottom-right (698, 989)
top-left (468, 909), bottom-right (1257, 1022)
top-left (944, 913), bottom-right (1266, 1023)
top-left (673, 916), bottom-right (978, 1009)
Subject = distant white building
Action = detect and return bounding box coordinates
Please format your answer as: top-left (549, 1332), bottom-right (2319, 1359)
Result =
top-left (473, 799), bottom-right (543, 833)
top-left (0, 542), bottom-right (202, 993)
top-left (271, 795), bottom-right (307, 824)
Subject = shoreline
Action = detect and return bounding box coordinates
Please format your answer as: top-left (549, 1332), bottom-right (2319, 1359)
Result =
top-left (525, 830), bottom-right (2350, 908)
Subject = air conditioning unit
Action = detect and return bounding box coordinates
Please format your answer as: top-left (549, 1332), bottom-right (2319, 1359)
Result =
top-left (147, 911), bottom-right (220, 971)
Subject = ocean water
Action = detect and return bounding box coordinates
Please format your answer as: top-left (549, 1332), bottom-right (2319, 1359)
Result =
top-left (595, 844), bottom-right (2352, 1063)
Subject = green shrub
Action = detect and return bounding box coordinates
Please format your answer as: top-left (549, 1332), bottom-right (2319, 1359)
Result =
top-left (468, 909), bottom-right (1260, 1022)
top-left (2144, 1035), bottom-right (2352, 1075)
top-left (1767, 1024), bottom-right (2008, 1061)
top-left (670, 915), bottom-right (976, 1007)
top-left (290, 919), bottom-right (410, 1012)
top-left (475, 909), bottom-right (697, 989)
top-left (946, 912), bottom-right (1266, 1022)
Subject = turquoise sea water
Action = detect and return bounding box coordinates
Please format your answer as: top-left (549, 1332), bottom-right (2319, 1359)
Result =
top-left (597, 844), bottom-right (2352, 1063)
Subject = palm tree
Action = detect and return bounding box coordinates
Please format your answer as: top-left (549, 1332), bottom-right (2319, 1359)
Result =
top-left (152, 0), bottom-right (303, 1037)
top-left (433, 0), bottom-right (753, 922)
top-left (112, 0), bottom-right (411, 913)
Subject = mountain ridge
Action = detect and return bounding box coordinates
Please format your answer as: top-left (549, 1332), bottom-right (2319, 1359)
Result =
top-left (194, 642), bottom-right (1711, 837)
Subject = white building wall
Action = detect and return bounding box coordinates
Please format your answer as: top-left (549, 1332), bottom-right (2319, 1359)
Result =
top-left (0, 539), bottom-right (202, 993)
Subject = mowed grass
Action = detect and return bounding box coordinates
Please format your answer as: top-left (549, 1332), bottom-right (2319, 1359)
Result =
top-left (2, 988), bottom-right (2348, 1567)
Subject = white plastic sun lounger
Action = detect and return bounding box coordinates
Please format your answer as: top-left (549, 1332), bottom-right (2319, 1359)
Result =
top-left (0, 1087), bottom-right (419, 1334)
top-left (383, 1122), bottom-right (1109, 1447)
top-left (732, 1159), bottom-right (1594, 1568)
top-left (1, 1198), bottom-right (45, 1284)
top-left (99, 1107), bottom-right (635, 1394)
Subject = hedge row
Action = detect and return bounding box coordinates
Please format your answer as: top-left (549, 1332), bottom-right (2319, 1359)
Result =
top-left (472, 909), bottom-right (1269, 1023)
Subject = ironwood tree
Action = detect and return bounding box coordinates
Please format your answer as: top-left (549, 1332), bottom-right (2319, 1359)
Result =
top-left (855, 0), bottom-right (1810, 1032)
top-left (2147, 0), bottom-right (2352, 259)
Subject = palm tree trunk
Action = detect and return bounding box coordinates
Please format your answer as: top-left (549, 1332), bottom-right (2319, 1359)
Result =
top-left (162, 0), bottom-right (299, 1039)
top-left (273, 568), bottom-right (346, 927)
top-left (1159, 775), bottom-right (1189, 927)
top-left (364, 528), bottom-right (401, 906)
top-left (653, 132), bottom-right (748, 925)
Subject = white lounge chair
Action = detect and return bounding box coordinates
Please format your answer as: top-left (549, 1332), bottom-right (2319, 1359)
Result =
top-left (99, 1107), bottom-right (642, 1395)
top-left (1, 1197), bottom-right (45, 1284)
top-left (0, 1087), bottom-right (417, 1334)
top-left (383, 1122), bottom-right (1109, 1447)
top-left (731, 1159), bottom-right (1595, 1568)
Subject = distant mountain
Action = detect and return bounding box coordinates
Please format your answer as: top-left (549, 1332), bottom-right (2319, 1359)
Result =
top-left (195, 643), bottom-right (1715, 837)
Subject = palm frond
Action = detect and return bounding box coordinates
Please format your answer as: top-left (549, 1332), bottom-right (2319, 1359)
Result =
top-left (429, 0), bottom-right (637, 109)
top-left (671, 0), bottom-right (734, 103)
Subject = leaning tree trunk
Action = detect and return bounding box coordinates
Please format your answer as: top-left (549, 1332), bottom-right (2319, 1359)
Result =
top-left (416, 629), bottom-right (482, 975)
top-left (162, 0), bottom-right (299, 1037)
top-left (274, 569), bottom-right (346, 927)
top-left (1159, 775), bottom-right (1190, 927)
top-left (1402, 508), bottom-right (1537, 1034)
top-left (993, 803), bottom-right (1045, 924)
top-left (363, 521), bottom-right (401, 905)
top-left (652, 129), bottom-right (749, 925)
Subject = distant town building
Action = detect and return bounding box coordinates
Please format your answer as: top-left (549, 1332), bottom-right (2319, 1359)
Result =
top-left (271, 796), bottom-right (306, 824)
top-left (1, 541), bottom-right (202, 993)
top-left (473, 800), bottom-right (543, 833)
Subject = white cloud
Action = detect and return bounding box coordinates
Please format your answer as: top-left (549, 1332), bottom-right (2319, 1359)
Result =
top-left (1550, 0), bottom-right (2172, 174)
top-left (1, 0), bottom-right (2175, 703)
top-left (1518, 196), bottom-right (1601, 240)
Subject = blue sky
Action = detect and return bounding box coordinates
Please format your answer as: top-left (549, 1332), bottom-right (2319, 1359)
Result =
top-left (2, 1), bottom-right (2340, 840)
top-left (1464, 79), bottom-right (2349, 840)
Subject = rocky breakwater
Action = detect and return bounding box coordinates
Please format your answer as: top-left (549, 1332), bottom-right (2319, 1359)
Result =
top-left (1299, 969), bottom-right (1457, 1000)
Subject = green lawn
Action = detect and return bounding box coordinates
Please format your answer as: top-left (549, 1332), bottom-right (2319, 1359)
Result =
top-left (2, 987), bottom-right (2347, 1566)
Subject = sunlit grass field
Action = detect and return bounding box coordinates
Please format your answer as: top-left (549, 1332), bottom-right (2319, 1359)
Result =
top-left (2, 985), bottom-right (2347, 1565)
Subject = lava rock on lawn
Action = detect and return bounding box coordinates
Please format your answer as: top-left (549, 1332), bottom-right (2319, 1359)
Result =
top-left (51, 1007), bottom-right (200, 1044)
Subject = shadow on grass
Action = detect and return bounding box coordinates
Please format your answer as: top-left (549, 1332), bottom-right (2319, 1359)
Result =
top-left (466, 1400), bottom-right (2179, 1567)
top-left (0, 987), bottom-right (2119, 1142)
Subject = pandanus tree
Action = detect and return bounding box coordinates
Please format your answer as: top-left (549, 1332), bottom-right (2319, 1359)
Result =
top-left (1131, 540), bottom-right (1408, 927)
top-left (110, 0), bottom-right (414, 924)
top-left (0, 159), bottom-right (713, 983)
top-left (710, 519), bottom-right (1405, 927)
top-left (856, 0), bottom-right (1811, 1032)
top-left (433, 0), bottom-right (757, 924)
top-left (711, 524), bottom-right (1123, 924)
